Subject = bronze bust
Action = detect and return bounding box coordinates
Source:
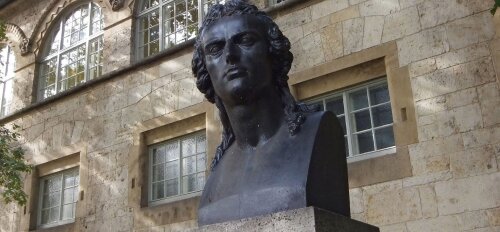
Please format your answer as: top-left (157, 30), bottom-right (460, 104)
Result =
top-left (192, 0), bottom-right (349, 226)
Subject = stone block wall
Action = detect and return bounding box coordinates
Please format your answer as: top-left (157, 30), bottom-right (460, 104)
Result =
top-left (0, 0), bottom-right (498, 231)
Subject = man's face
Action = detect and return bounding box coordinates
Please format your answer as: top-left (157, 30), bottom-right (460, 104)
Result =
top-left (201, 15), bottom-right (274, 105)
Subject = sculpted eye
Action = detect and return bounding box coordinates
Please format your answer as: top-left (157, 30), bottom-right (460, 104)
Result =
top-left (205, 42), bottom-right (224, 55)
top-left (238, 34), bottom-right (256, 45)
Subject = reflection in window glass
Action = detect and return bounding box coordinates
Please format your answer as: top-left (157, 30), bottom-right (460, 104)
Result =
top-left (38, 168), bottom-right (79, 227)
top-left (149, 131), bottom-right (207, 203)
top-left (137, 0), bottom-right (225, 59)
top-left (0, 45), bottom-right (15, 116)
top-left (39, 2), bottom-right (104, 100)
top-left (309, 79), bottom-right (395, 158)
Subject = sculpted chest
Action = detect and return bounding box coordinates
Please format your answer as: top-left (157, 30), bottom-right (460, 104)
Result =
top-left (198, 112), bottom-right (350, 225)
top-left (198, 132), bottom-right (313, 225)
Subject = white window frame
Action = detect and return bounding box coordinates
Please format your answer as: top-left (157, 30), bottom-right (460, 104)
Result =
top-left (37, 167), bottom-right (79, 229)
top-left (0, 44), bottom-right (15, 116)
top-left (308, 78), bottom-right (396, 162)
top-left (135, 0), bottom-right (225, 59)
top-left (148, 130), bottom-right (207, 206)
top-left (38, 2), bottom-right (104, 100)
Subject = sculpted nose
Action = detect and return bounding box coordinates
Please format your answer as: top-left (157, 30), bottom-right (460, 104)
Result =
top-left (225, 42), bottom-right (239, 64)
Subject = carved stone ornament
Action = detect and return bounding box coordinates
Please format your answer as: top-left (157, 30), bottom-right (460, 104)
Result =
top-left (109, 0), bottom-right (125, 11)
top-left (20, 38), bottom-right (30, 55)
top-left (4, 23), bottom-right (31, 55)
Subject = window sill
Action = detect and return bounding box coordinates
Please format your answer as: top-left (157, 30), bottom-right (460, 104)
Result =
top-left (33, 220), bottom-right (75, 231)
top-left (347, 147), bottom-right (397, 163)
top-left (347, 146), bottom-right (412, 188)
top-left (148, 191), bottom-right (202, 208)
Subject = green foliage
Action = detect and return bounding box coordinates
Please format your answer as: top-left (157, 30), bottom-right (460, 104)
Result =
top-left (0, 21), bottom-right (31, 206)
top-left (492, 0), bottom-right (500, 15)
top-left (0, 20), bottom-right (5, 40)
top-left (0, 124), bottom-right (33, 206)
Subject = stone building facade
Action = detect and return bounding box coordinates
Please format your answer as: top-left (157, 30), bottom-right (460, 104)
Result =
top-left (0, 0), bottom-right (498, 231)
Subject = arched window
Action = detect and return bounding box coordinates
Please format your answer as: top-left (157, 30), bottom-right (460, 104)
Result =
top-left (38, 2), bottom-right (103, 100)
top-left (0, 44), bottom-right (15, 116)
top-left (136, 0), bottom-right (225, 59)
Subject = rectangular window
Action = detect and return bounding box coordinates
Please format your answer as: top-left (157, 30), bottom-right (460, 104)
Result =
top-left (137, 0), bottom-right (225, 59)
top-left (309, 79), bottom-right (395, 159)
top-left (149, 131), bottom-right (207, 204)
top-left (37, 168), bottom-right (79, 228)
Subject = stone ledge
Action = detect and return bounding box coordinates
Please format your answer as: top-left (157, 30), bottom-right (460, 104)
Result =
top-left (190, 207), bottom-right (379, 232)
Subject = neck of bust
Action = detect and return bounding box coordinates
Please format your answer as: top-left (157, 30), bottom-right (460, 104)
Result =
top-left (224, 88), bottom-right (286, 150)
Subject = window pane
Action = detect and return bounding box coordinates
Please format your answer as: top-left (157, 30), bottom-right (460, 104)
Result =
top-left (150, 26), bottom-right (160, 41)
top-left (142, 0), bottom-right (159, 12)
top-left (63, 6), bottom-right (89, 48)
top-left (152, 182), bottom-right (165, 200)
top-left (375, 126), bottom-right (395, 149)
top-left (64, 175), bottom-right (75, 188)
top-left (88, 37), bottom-right (103, 80)
top-left (165, 160), bottom-right (179, 179)
top-left (42, 194), bottom-right (50, 208)
top-left (369, 84), bottom-right (390, 105)
top-left (165, 33), bottom-right (175, 49)
top-left (164, 17), bottom-right (175, 34)
top-left (372, 104), bottom-right (393, 127)
top-left (197, 153), bottom-right (206, 172)
top-left (149, 40), bottom-right (160, 55)
top-left (325, 96), bottom-right (344, 115)
top-left (355, 132), bottom-right (374, 154)
top-left (74, 173), bottom-right (80, 186)
top-left (41, 210), bottom-right (50, 224)
top-left (175, 29), bottom-right (187, 43)
top-left (62, 204), bottom-right (74, 220)
top-left (182, 156), bottom-right (196, 175)
top-left (153, 147), bottom-right (166, 164)
top-left (45, 177), bottom-right (62, 193)
top-left (182, 174), bottom-right (197, 193)
top-left (165, 142), bottom-right (179, 161)
top-left (41, 59), bottom-right (57, 87)
top-left (182, 137), bottom-right (196, 156)
top-left (196, 134), bottom-right (206, 153)
top-left (166, 179), bottom-right (179, 197)
top-left (73, 186), bottom-right (79, 201)
top-left (49, 207), bottom-right (60, 223)
top-left (63, 188), bottom-right (74, 204)
top-left (152, 163), bottom-right (165, 182)
top-left (353, 110), bottom-right (371, 132)
top-left (349, 89), bottom-right (368, 110)
top-left (90, 3), bottom-right (103, 35)
top-left (48, 192), bottom-right (61, 207)
top-left (48, 29), bottom-right (61, 55)
top-left (197, 172), bottom-right (205, 191)
top-left (2, 79), bottom-right (13, 115)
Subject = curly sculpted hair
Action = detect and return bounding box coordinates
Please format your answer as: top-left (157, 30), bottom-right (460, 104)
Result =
top-left (192, 0), bottom-right (317, 170)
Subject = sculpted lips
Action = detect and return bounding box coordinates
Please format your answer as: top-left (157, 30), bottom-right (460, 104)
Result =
top-left (224, 67), bottom-right (248, 80)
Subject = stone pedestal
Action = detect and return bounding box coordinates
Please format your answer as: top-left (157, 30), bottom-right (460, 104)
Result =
top-left (191, 207), bottom-right (379, 232)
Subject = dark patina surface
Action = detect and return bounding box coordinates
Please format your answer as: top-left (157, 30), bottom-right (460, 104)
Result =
top-left (192, 0), bottom-right (350, 226)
